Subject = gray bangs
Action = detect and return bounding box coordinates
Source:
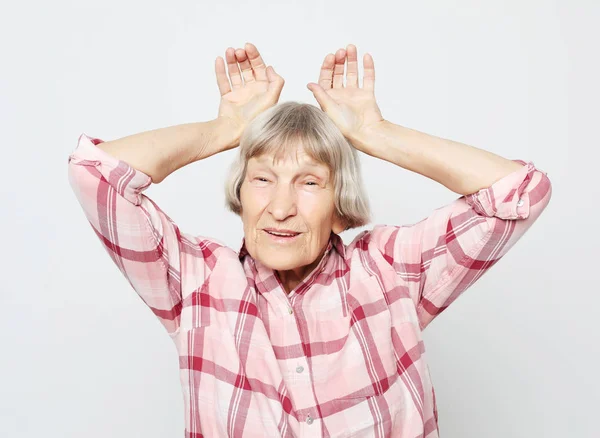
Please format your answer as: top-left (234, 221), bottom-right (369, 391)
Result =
top-left (240, 106), bottom-right (340, 168)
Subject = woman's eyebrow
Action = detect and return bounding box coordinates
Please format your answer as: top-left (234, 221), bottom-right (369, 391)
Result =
top-left (252, 158), bottom-right (329, 175)
top-left (252, 164), bottom-right (328, 175)
top-left (296, 164), bottom-right (330, 180)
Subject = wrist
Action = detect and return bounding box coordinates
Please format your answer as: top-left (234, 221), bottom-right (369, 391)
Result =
top-left (350, 120), bottom-right (422, 171)
top-left (349, 119), bottom-right (394, 156)
top-left (187, 117), bottom-right (243, 165)
top-left (214, 116), bottom-right (244, 151)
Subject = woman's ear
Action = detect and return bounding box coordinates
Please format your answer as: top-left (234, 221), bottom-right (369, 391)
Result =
top-left (331, 213), bottom-right (347, 234)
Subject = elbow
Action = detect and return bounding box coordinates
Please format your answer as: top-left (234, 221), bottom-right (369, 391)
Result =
top-left (517, 170), bottom-right (552, 222)
top-left (531, 170), bottom-right (552, 213)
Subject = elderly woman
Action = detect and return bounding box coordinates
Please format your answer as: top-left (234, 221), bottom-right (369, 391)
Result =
top-left (68, 43), bottom-right (551, 437)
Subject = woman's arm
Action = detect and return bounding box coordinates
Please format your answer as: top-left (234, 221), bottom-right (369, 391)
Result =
top-left (68, 133), bottom-right (215, 336)
top-left (349, 120), bottom-right (525, 196)
top-left (68, 43), bottom-right (284, 336)
top-left (365, 162), bottom-right (551, 330)
top-left (309, 44), bottom-right (552, 330)
top-left (96, 117), bottom-right (240, 184)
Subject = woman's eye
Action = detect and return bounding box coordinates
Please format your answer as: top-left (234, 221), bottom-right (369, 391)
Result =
top-left (305, 181), bottom-right (317, 186)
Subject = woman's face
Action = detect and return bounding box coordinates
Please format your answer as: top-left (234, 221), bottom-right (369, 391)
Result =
top-left (239, 146), bottom-right (345, 275)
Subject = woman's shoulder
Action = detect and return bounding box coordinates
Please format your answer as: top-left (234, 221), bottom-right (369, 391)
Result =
top-left (343, 224), bottom-right (419, 263)
top-left (180, 232), bottom-right (242, 266)
top-left (345, 225), bottom-right (402, 251)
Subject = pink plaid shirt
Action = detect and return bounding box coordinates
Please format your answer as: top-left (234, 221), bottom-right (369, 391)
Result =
top-left (68, 133), bottom-right (552, 437)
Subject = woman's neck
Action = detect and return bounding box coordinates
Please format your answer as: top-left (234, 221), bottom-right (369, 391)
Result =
top-left (275, 248), bottom-right (326, 294)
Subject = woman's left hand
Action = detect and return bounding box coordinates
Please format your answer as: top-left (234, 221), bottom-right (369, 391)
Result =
top-left (307, 44), bottom-right (385, 146)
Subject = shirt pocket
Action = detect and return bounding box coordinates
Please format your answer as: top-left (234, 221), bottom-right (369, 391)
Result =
top-left (315, 275), bottom-right (399, 401)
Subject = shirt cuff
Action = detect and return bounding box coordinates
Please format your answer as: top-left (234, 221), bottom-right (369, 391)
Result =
top-left (68, 133), bottom-right (153, 206)
top-left (464, 159), bottom-right (541, 220)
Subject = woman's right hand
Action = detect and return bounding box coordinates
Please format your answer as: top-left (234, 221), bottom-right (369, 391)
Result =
top-left (215, 43), bottom-right (285, 150)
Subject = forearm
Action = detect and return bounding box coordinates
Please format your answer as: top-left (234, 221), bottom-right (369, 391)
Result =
top-left (96, 118), bottom-right (238, 184)
top-left (351, 121), bottom-right (524, 195)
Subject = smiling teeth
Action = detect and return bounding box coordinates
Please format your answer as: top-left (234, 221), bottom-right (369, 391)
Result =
top-left (268, 231), bottom-right (297, 237)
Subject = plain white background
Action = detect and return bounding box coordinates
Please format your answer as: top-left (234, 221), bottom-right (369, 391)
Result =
top-left (1, 0), bottom-right (598, 436)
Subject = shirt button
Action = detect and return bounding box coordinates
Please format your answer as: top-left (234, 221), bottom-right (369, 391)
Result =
top-left (296, 366), bottom-right (304, 373)
top-left (517, 198), bottom-right (524, 207)
top-left (306, 415), bottom-right (314, 425)
top-left (288, 308), bottom-right (294, 315)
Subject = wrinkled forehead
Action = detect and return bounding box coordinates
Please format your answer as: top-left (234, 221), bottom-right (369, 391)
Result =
top-left (247, 143), bottom-right (331, 174)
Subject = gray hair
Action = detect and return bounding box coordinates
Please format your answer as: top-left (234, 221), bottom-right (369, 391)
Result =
top-left (224, 101), bottom-right (370, 230)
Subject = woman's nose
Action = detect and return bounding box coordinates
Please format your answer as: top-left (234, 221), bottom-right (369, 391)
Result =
top-left (268, 186), bottom-right (297, 220)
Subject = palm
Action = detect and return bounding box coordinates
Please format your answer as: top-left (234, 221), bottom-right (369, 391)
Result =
top-left (219, 80), bottom-right (271, 128)
top-left (215, 44), bottom-right (284, 147)
top-left (322, 87), bottom-right (383, 137)
top-left (308, 45), bottom-right (384, 140)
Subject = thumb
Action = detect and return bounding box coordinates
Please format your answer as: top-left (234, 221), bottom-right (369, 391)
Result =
top-left (307, 83), bottom-right (335, 111)
top-left (266, 66), bottom-right (284, 99)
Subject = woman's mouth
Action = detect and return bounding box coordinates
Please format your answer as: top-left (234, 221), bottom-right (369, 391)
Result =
top-left (263, 229), bottom-right (301, 243)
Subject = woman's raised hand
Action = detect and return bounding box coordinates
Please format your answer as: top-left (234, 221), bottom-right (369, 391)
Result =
top-left (215, 43), bottom-right (285, 149)
top-left (307, 45), bottom-right (385, 146)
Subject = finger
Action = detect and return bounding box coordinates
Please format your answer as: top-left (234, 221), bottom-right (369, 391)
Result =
top-left (225, 47), bottom-right (243, 89)
top-left (245, 42), bottom-right (268, 82)
top-left (215, 56), bottom-right (231, 96)
top-left (345, 44), bottom-right (359, 88)
top-left (266, 65), bottom-right (285, 101)
top-left (307, 82), bottom-right (336, 112)
top-left (235, 48), bottom-right (255, 84)
top-left (332, 49), bottom-right (346, 89)
top-left (318, 53), bottom-right (335, 89)
top-left (363, 53), bottom-right (375, 92)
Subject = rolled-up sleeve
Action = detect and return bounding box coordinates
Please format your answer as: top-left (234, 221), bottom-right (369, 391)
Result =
top-left (465, 160), bottom-right (546, 220)
top-left (67, 133), bottom-right (221, 336)
top-left (368, 160), bottom-right (552, 331)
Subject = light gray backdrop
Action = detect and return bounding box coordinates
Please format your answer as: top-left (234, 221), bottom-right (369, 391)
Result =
top-left (1, 0), bottom-right (597, 437)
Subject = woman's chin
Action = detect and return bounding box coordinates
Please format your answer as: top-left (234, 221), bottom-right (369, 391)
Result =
top-left (256, 255), bottom-right (303, 271)
top-left (247, 242), bottom-right (319, 272)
